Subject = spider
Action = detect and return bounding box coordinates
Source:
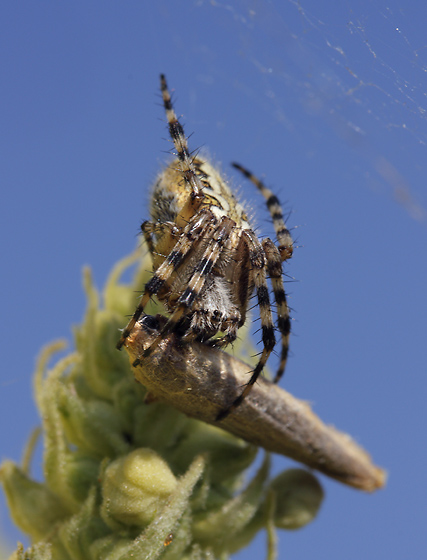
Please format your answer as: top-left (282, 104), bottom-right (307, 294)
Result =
top-left (117, 74), bottom-right (294, 420)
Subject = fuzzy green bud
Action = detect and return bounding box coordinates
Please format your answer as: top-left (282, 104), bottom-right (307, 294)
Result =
top-left (100, 448), bottom-right (177, 528)
top-left (269, 468), bottom-right (324, 529)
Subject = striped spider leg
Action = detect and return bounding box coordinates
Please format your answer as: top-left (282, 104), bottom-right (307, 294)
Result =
top-left (116, 209), bottom-right (213, 352)
top-left (137, 216), bottom-right (241, 364)
top-left (232, 162), bottom-right (293, 384)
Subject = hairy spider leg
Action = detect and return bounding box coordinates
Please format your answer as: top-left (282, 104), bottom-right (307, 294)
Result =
top-left (262, 238), bottom-right (291, 383)
top-left (231, 162), bottom-right (293, 261)
top-left (198, 226), bottom-right (243, 347)
top-left (140, 220), bottom-right (156, 256)
top-left (217, 231), bottom-right (276, 421)
top-left (232, 162), bottom-right (293, 383)
top-left (134, 216), bottom-right (236, 366)
top-left (160, 74), bottom-right (204, 205)
top-left (116, 210), bottom-right (213, 350)
top-left (141, 220), bottom-right (183, 265)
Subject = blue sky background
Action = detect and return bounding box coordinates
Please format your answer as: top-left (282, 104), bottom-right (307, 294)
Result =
top-left (1, 1), bottom-right (426, 558)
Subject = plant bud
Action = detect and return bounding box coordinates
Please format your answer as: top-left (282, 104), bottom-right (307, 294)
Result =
top-left (100, 448), bottom-right (177, 528)
top-left (269, 469), bottom-right (323, 529)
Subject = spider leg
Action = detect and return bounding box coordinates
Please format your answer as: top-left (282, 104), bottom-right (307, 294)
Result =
top-left (141, 220), bottom-right (156, 258)
top-left (263, 237), bottom-right (291, 383)
top-left (231, 162), bottom-right (293, 261)
top-left (160, 74), bottom-right (204, 205)
top-left (191, 227), bottom-right (242, 346)
top-left (217, 232), bottom-right (276, 421)
top-left (117, 209), bottom-right (213, 350)
top-left (141, 220), bottom-right (183, 266)
top-left (134, 217), bottom-right (235, 365)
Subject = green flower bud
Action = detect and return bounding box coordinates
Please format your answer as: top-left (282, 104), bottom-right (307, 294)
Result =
top-left (268, 468), bottom-right (324, 529)
top-left (100, 448), bottom-right (177, 528)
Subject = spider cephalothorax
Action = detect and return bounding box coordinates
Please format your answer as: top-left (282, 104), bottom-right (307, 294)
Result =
top-left (117, 74), bottom-right (293, 419)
